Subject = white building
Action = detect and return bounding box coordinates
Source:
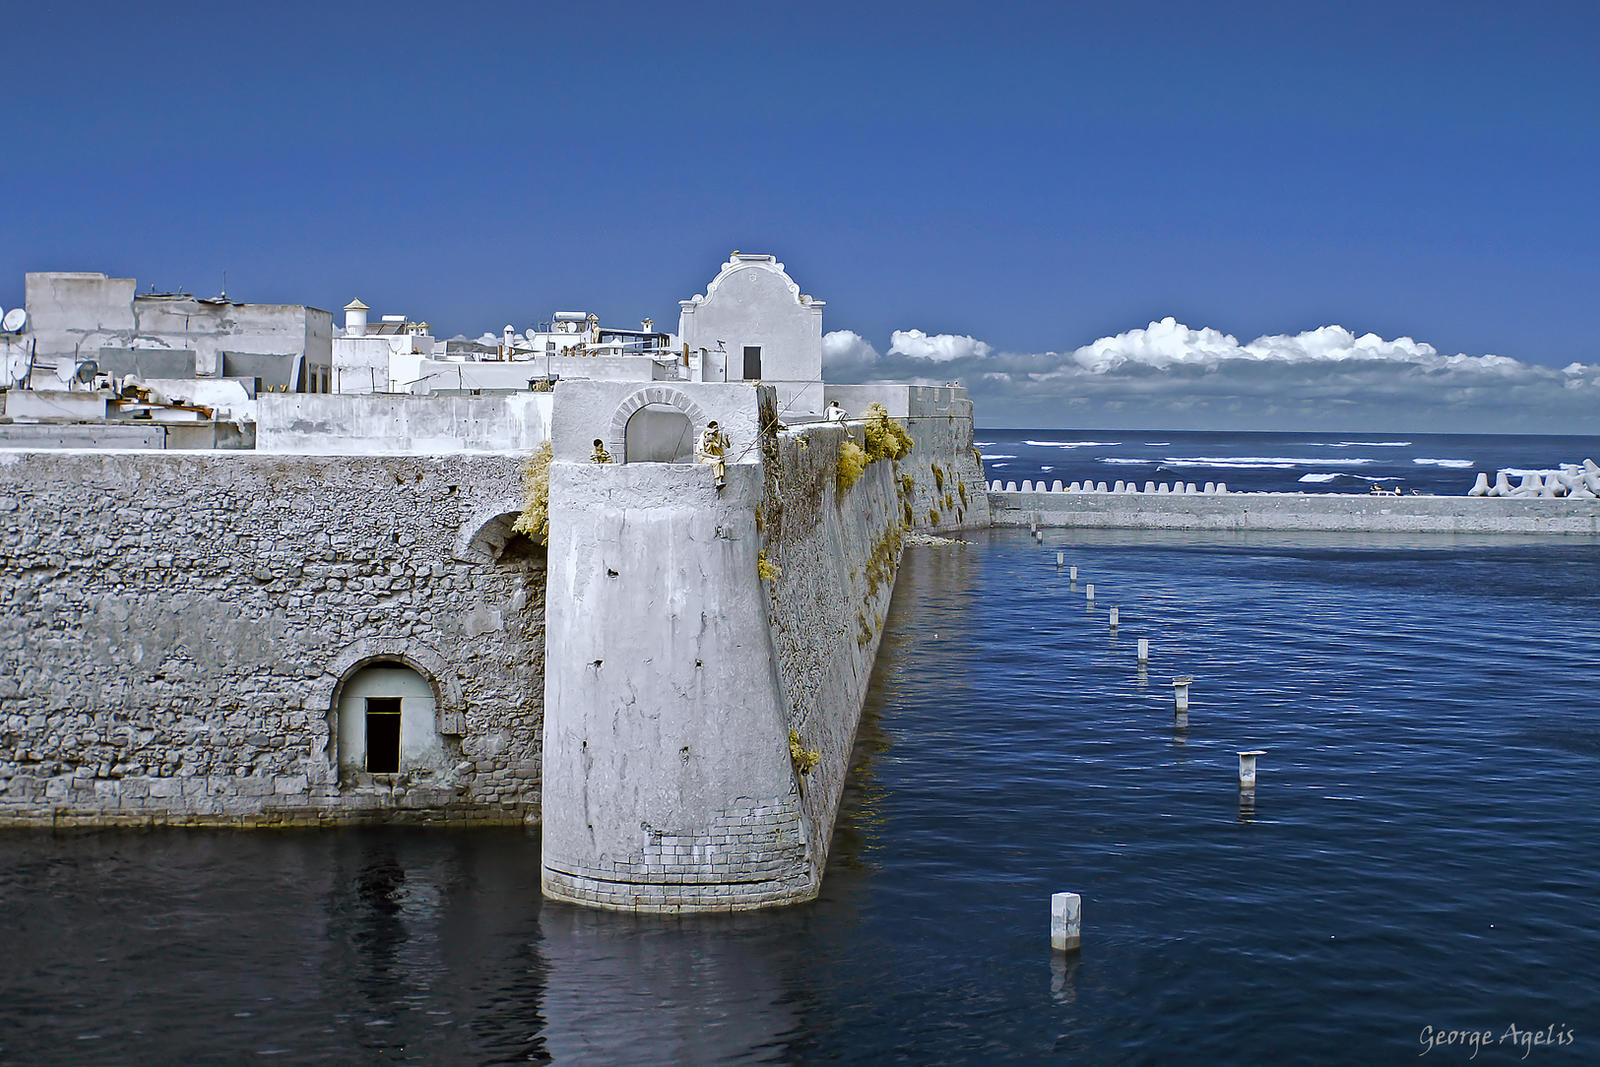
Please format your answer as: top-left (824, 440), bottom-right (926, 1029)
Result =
top-left (331, 299), bottom-right (442, 395)
top-left (17, 271), bottom-right (332, 391)
top-left (678, 252), bottom-right (825, 419)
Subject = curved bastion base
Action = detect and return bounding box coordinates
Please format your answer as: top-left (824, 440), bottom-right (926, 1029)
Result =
top-left (537, 380), bottom-right (987, 912)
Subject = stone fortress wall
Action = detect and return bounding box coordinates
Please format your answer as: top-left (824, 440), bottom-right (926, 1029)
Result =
top-left (0, 450), bottom-right (546, 826)
top-left (539, 380), bottom-right (988, 911)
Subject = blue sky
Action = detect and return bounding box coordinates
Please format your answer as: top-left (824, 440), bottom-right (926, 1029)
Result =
top-left (4, 1), bottom-right (1598, 430)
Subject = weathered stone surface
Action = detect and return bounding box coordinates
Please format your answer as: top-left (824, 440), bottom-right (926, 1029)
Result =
top-left (0, 450), bottom-right (544, 826)
top-left (540, 381), bottom-right (987, 912)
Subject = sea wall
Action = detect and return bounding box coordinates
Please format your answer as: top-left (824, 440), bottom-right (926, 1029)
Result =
top-left (539, 381), bottom-right (811, 911)
top-left (540, 380), bottom-right (975, 911)
top-left (990, 489), bottom-right (1600, 534)
top-left (0, 450), bottom-right (545, 826)
top-left (825, 384), bottom-right (990, 533)
top-left (760, 422), bottom-right (905, 886)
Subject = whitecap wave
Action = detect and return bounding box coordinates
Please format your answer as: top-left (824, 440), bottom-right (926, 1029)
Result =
top-left (1412, 458), bottom-right (1473, 468)
top-left (1162, 456), bottom-right (1378, 468)
top-left (1100, 458), bottom-right (1154, 465)
top-left (1143, 441), bottom-right (1171, 446)
top-left (1310, 440), bottom-right (1413, 448)
top-left (973, 441), bottom-right (995, 446)
top-left (982, 453), bottom-right (1018, 459)
top-left (1022, 440), bottom-right (1123, 448)
top-left (1299, 473), bottom-right (1344, 483)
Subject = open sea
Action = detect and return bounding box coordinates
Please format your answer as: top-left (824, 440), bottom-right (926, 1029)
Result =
top-left (4, 432), bottom-right (1600, 1063)
top-left (974, 429), bottom-right (1600, 496)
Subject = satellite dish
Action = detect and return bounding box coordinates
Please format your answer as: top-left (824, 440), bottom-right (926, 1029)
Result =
top-left (2, 308), bottom-right (26, 332)
top-left (75, 359), bottom-right (100, 384)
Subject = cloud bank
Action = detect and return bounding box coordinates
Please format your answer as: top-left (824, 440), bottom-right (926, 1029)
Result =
top-left (822, 317), bottom-right (1600, 433)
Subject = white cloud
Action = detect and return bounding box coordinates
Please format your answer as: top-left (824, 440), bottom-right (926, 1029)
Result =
top-left (888, 328), bottom-right (992, 363)
top-left (822, 329), bottom-right (879, 367)
top-left (823, 318), bottom-right (1600, 433)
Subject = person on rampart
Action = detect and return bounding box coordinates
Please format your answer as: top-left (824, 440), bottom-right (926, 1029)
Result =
top-left (826, 399), bottom-right (848, 423)
top-left (591, 438), bottom-right (613, 464)
top-left (697, 421), bottom-right (730, 489)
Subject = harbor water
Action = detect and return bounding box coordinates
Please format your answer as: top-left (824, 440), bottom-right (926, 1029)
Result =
top-left (4, 530), bottom-right (1599, 1061)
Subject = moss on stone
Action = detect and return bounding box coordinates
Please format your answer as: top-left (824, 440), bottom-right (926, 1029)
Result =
top-left (836, 440), bottom-right (869, 495)
top-left (512, 441), bottom-right (554, 543)
top-left (862, 402), bottom-right (913, 462)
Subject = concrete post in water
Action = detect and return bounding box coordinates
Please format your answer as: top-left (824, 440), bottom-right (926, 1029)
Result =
top-left (1057, 550), bottom-right (1065, 568)
top-left (1085, 583), bottom-right (1095, 602)
top-left (1069, 565), bottom-right (1078, 581)
top-left (1137, 638), bottom-right (1149, 663)
top-left (1238, 750), bottom-right (1266, 789)
top-left (1172, 677), bottom-right (1192, 729)
top-left (1051, 892), bottom-right (1082, 952)
top-left (1108, 606), bottom-right (1119, 629)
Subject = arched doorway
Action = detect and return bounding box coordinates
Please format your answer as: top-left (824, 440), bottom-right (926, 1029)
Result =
top-left (624, 403), bottom-right (696, 463)
top-left (335, 662), bottom-right (443, 777)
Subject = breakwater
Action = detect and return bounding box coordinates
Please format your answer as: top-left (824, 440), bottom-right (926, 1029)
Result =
top-left (990, 488), bottom-right (1600, 534)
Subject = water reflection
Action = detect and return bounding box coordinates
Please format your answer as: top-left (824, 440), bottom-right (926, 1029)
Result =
top-left (1238, 788), bottom-right (1258, 824)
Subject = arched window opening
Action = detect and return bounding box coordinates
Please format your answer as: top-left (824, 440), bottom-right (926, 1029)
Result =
top-left (624, 403), bottom-right (696, 463)
top-left (334, 662), bottom-right (442, 778)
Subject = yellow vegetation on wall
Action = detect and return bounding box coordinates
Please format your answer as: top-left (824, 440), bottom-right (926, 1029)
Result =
top-left (757, 550), bottom-right (781, 582)
top-left (836, 439), bottom-right (869, 494)
top-left (512, 441), bottom-right (554, 544)
top-left (863, 402), bottom-right (914, 462)
top-left (789, 729), bottom-right (820, 775)
top-left (864, 523), bottom-right (902, 598)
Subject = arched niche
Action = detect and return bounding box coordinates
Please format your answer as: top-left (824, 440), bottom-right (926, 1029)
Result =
top-left (624, 403), bottom-right (697, 463)
top-left (313, 639), bottom-right (466, 784)
top-left (605, 385), bottom-right (710, 460)
top-left (455, 497), bottom-right (546, 564)
top-left (333, 662), bottom-right (444, 777)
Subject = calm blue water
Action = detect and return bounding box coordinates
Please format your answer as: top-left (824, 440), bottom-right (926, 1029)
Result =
top-left (4, 532), bottom-right (1599, 1062)
top-left (975, 429), bottom-right (1600, 496)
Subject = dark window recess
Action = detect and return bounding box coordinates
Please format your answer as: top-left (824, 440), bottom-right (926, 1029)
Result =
top-left (742, 346), bottom-right (762, 380)
top-left (365, 697), bottom-right (401, 773)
